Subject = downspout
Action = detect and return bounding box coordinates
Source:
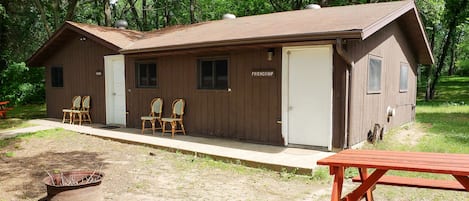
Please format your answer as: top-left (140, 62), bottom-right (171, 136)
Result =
top-left (336, 38), bottom-right (354, 149)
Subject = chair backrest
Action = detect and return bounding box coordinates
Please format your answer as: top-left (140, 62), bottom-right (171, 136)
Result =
top-left (172, 99), bottom-right (185, 117)
top-left (150, 98), bottom-right (163, 117)
top-left (81, 96), bottom-right (91, 110)
top-left (72, 96), bottom-right (82, 109)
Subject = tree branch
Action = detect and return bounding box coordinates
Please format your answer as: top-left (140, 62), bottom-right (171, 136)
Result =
top-left (33, 0), bottom-right (52, 37)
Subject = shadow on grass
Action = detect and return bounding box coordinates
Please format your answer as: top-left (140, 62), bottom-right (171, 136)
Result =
top-left (416, 111), bottom-right (469, 153)
top-left (0, 150), bottom-right (108, 200)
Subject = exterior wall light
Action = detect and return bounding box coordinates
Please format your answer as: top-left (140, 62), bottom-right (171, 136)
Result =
top-left (267, 48), bottom-right (275, 61)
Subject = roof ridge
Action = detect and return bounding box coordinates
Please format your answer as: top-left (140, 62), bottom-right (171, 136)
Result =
top-left (361, 0), bottom-right (414, 39)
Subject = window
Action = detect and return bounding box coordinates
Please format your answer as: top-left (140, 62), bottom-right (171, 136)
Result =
top-left (51, 66), bottom-right (63, 87)
top-left (198, 58), bottom-right (228, 90)
top-left (400, 63), bottom-right (409, 92)
top-left (367, 56), bottom-right (382, 93)
top-left (136, 62), bottom-right (157, 88)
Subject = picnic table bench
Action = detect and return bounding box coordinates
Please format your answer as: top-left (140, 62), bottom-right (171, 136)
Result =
top-left (317, 149), bottom-right (469, 201)
top-left (0, 101), bottom-right (13, 119)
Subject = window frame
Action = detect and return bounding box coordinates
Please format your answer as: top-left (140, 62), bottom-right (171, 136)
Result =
top-left (367, 55), bottom-right (383, 94)
top-left (135, 61), bottom-right (158, 88)
top-left (399, 62), bottom-right (409, 93)
top-left (197, 56), bottom-right (229, 90)
top-left (51, 66), bottom-right (64, 88)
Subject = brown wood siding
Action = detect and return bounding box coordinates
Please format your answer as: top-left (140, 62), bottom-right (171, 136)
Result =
top-left (126, 48), bottom-right (283, 145)
top-left (348, 21), bottom-right (418, 146)
top-left (44, 33), bottom-right (117, 123)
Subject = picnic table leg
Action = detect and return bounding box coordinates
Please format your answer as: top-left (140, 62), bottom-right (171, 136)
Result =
top-left (359, 168), bottom-right (374, 201)
top-left (344, 169), bottom-right (387, 201)
top-left (453, 175), bottom-right (469, 191)
top-left (330, 166), bottom-right (344, 201)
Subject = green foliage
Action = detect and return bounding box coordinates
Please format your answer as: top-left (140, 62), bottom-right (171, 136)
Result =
top-left (456, 20), bottom-right (469, 75)
top-left (0, 62), bottom-right (44, 105)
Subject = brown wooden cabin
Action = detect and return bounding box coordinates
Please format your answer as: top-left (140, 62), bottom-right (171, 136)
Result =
top-left (27, 1), bottom-right (433, 151)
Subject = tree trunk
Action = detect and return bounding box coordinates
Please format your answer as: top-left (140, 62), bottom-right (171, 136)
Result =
top-left (319, 0), bottom-right (329, 7)
top-left (33, 0), bottom-right (53, 37)
top-left (154, 0), bottom-right (159, 29)
top-left (52, 0), bottom-right (60, 29)
top-left (104, 0), bottom-right (112, 26)
top-left (428, 0), bottom-right (468, 99)
top-left (190, 0), bottom-right (196, 24)
top-left (448, 40), bottom-right (455, 76)
top-left (0, 0), bottom-right (7, 72)
top-left (448, 31), bottom-right (463, 75)
top-left (127, 0), bottom-right (142, 30)
top-left (65, 0), bottom-right (79, 21)
top-left (142, 0), bottom-right (148, 30)
top-left (94, 0), bottom-right (102, 25)
top-left (164, 3), bottom-right (170, 27)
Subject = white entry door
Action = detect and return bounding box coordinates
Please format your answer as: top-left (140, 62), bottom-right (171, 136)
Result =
top-left (282, 45), bottom-right (333, 149)
top-left (104, 55), bottom-right (126, 126)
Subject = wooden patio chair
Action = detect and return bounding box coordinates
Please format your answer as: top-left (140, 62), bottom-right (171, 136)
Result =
top-left (62, 96), bottom-right (81, 124)
top-left (161, 99), bottom-right (186, 138)
top-left (77, 96), bottom-right (92, 125)
top-left (141, 98), bottom-right (163, 134)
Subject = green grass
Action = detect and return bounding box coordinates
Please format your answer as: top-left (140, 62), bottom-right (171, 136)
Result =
top-left (415, 76), bottom-right (469, 154)
top-left (0, 103), bottom-right (46, 131)
top-left (365, 76), bottom-right (469, 181)
top-left (418, 76), bottom-right (469, 105)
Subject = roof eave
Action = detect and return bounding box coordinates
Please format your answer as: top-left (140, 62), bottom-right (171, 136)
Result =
top-left (27, 22), bottom-right (122, 67)
top-left (362, 1), bottom-right (434, 65)
top-left (120, 31), bottom-right (362, 54)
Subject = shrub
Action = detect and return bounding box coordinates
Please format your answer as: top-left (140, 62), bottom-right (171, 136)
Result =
top-left (0, 62), bottom-right (45, 105)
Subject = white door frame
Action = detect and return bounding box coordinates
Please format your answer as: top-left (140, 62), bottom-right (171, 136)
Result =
top-left (281, 45), bottom-right (333, 150)
top-left (104, 54), bottom-right (126, 126)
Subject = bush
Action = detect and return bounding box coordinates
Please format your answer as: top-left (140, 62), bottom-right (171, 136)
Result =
top-left (456, 60), bottom-right (469, 76)
top-left (0, 62), bottom-right (45, 105)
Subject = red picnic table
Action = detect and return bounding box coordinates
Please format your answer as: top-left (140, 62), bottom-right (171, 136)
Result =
top-left (317, 149), bottom-right (469, 201)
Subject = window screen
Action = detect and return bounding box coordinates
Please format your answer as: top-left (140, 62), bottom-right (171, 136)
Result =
top-left (51, 66), bottom-right (63, 87)
top-left (367, 56), bottom-right (382, 93)
top-left (198, 58), bottom-right (228, 90)
top-left (400, 63), bottom-right (409, 92)
top-left (136, 62), bottom-right (157, 88)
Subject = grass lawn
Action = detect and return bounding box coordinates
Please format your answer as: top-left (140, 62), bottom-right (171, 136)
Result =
top-left (0, 104), bottom-right (46, 131)
top-left (369, 76), bottom-right (469, 153)
top-left (357, 76), bottom-right (469, 200)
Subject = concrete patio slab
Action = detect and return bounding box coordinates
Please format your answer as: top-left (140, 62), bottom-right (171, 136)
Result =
top-left (23, 119), bottom-right (334, 174)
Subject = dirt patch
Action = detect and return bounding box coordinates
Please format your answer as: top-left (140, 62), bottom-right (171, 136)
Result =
top-left (0, 130), bottom-right (330, 201)
top-left (393, 123), bottom-right (429, 147)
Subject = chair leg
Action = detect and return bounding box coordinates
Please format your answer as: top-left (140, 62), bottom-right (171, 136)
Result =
top-left (88, 113), bottom-right (92, 124)
top-left (62, 112), bottom-right (67, 123)
top-left (170, 121), bottom-right (176, 138)
top-left (141, 120), bottom-right (145, 134)
top-left (179, 121), bottom-right (186, 135)
top-left (151, 120), bottom-right (155, 135)
top-left (156, 119), bottom-right (162, 131)
top-left (69, 112), bottom-right (73, 124)
top-left (161, 121), bottom-right (166, 136)
top-left (79, 113), bottom-right (83, 126)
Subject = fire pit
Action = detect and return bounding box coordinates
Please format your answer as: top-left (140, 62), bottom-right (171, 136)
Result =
top-left (43, 171), bottom-right (104, 201)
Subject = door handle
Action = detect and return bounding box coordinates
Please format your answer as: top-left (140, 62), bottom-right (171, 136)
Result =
top-left (112, 92), bottom-right (116, 95)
